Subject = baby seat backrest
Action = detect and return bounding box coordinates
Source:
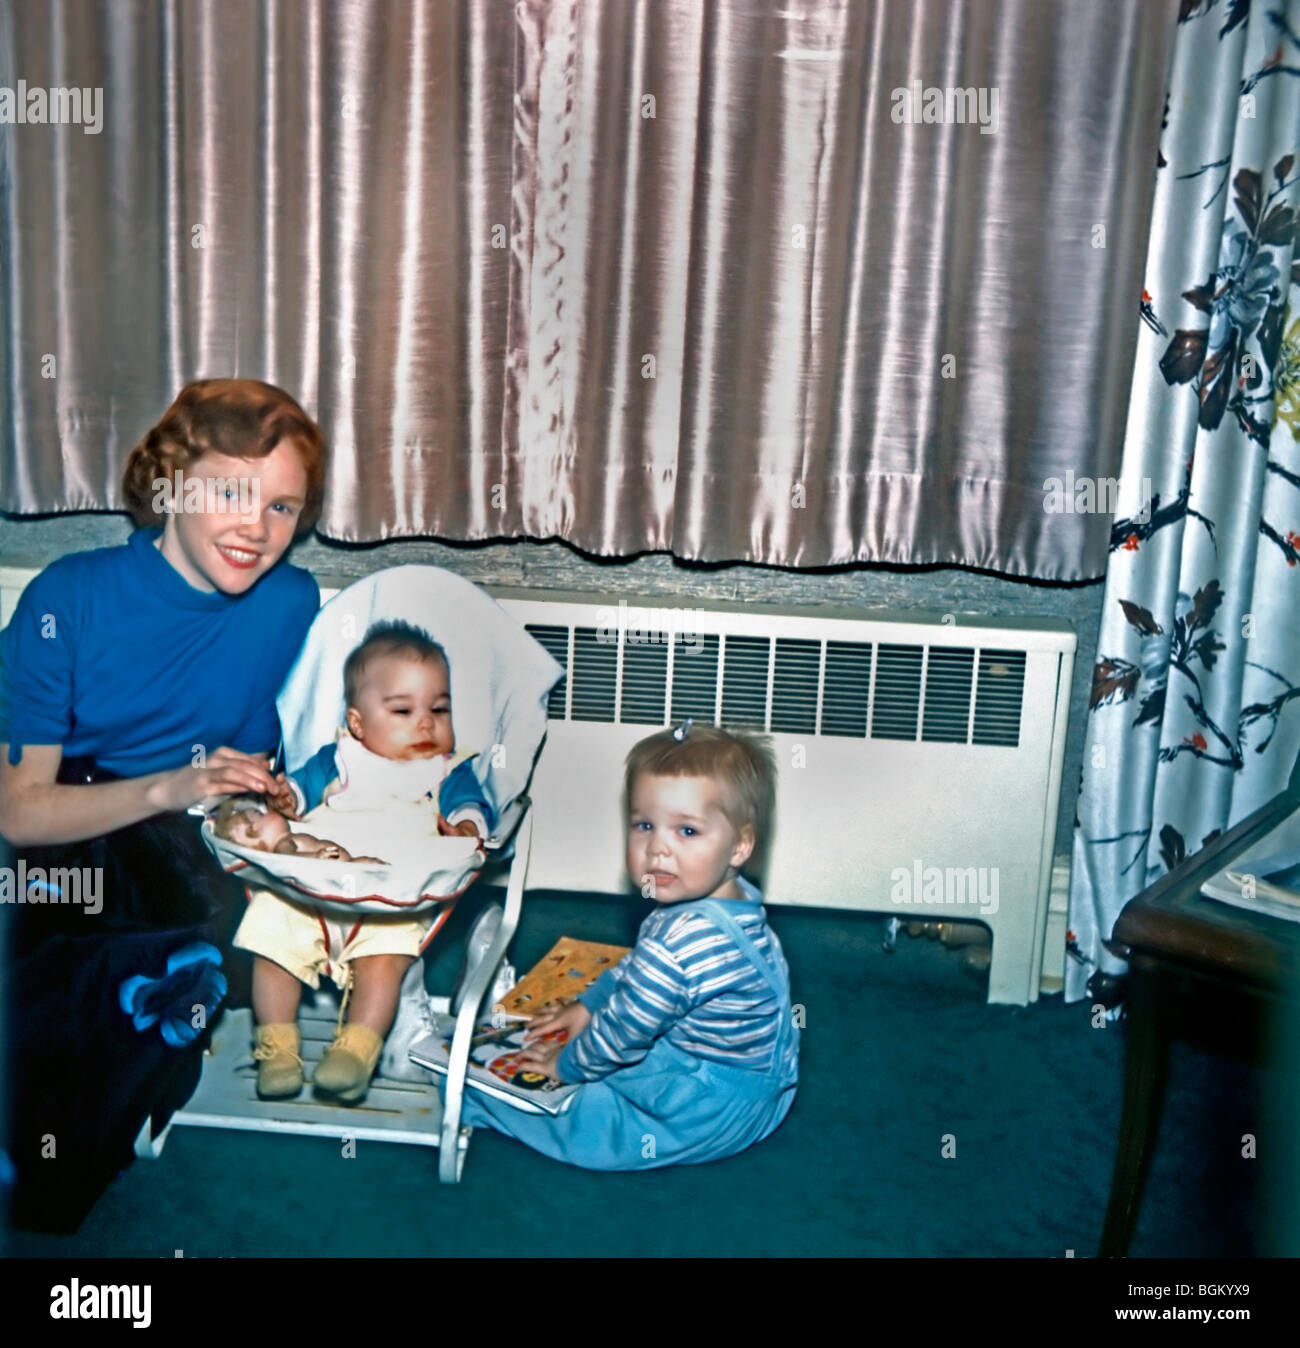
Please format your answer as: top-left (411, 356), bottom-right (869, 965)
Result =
top-left (277, 566), bottom-right (564, 826)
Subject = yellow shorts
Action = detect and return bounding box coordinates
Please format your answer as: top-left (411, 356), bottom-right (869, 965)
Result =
top-left (234, 888), bottom-right (436, 990)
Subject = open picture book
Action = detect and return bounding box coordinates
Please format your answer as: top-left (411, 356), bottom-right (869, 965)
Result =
top-left (409, 1016), bottom-right (580, 1115)
top-left (409, 936), bottom-right (631, 1115)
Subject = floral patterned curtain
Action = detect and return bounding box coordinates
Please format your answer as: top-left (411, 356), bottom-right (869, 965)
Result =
top-left (1067, 0), bottom-right (1300, 1004)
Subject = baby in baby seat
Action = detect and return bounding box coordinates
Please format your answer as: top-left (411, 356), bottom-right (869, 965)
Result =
top-left (234, 620), bottom-right (496, 1103)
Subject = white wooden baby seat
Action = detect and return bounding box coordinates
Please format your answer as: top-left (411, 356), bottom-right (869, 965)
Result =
top-left (135, 566), bottom-right (563, 1182)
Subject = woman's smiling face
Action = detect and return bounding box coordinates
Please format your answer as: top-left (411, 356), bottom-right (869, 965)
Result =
top-left (156, 439), bottom-right (309, 595)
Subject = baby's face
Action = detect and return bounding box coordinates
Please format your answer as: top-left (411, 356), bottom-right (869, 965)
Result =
top-left (226, 807), bottom-right (291, 850)
top-left (346, 652), bottom-right (454, 760)
top-left (626, 773), bottom-right (755, 904)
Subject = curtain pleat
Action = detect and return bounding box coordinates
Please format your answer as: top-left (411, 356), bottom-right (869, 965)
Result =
top-left (1, 0), bottom-right (1177, 578)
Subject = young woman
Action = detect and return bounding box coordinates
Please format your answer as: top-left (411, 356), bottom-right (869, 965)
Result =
top-left (0, 379), bottom-right (326, 1230)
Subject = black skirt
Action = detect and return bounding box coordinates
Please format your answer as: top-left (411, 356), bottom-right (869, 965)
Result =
top-left (2, 757), bottom-right (252, 1233)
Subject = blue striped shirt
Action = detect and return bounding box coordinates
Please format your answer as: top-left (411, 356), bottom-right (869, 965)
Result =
top-left (557, 878), bottom-right (793, 1084)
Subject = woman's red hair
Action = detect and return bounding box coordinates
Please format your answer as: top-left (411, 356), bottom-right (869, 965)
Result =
top-left (122, 379), bottom-right (327, 535)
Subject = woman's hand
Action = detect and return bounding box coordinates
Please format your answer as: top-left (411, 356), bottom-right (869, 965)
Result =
top-left (145, 748), bottom-right (280, 814)
top-left (523, 998), bottom-right (591, 1044)
top-left (0, 744), bottom-right (282, 847)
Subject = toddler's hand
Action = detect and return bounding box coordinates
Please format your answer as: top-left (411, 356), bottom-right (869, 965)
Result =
top-left (524, 998), bottom-right (590, 1044)
top-left (516, 1038), bottom-right (565, 1081)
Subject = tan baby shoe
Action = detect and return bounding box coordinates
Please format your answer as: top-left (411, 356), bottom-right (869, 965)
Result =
top-left (253, 1022), bottom-right (304, 1099)
top-left (313, 1023), bottom-right (384, 1104)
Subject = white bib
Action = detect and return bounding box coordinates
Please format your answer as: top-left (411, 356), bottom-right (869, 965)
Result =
top-left (324, 730), bottom-right (454, 812)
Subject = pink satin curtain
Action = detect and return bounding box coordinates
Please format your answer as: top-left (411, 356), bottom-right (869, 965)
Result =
top-left (0, 0), bottom-right (1176, 578)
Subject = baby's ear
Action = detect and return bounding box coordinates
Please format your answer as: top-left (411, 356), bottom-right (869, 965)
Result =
top-left (345, 706), bottom-right (364, 741)
top-left (731, 824), bottom-right (756, 870)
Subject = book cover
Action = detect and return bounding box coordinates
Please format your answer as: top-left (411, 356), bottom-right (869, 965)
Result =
top-left (493, 936), bottom-right (631, 1020)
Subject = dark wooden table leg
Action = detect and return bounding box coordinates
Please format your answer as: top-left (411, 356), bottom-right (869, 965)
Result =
top-left (1262, 991), bottom-right (1300, 1256)
top-left (1099, 956), bottom-right (1173, 1257)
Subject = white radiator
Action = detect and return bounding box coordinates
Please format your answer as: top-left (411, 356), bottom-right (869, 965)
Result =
top-left (486, 589), bottom-right (1076, 1006)
top-left (0, 568), bottom-right (1075, 1004)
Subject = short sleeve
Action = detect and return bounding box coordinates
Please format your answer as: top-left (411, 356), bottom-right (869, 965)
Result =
top-left (0, 567), bottom-right (79, 761)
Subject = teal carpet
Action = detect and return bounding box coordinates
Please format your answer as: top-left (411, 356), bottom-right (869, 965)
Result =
top-left (3, 888), bottom-right (1283, 1257)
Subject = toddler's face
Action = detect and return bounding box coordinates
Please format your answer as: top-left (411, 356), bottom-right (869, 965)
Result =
top-left (346, 652), bottom-right (454, 760)
top-left (226, 807), bottom-right (291, 850)
top-left (626, 773), bottom-right (755, 904)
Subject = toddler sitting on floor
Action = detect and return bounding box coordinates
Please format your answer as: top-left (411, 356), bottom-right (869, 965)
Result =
top-left (450, 721), bottom-right (799, 1169)
top-left (234, 620), bottom-right (495, 1103)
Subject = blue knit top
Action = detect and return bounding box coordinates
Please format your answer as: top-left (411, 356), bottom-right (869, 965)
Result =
top-left (0, 528), bottom-right (319, 775)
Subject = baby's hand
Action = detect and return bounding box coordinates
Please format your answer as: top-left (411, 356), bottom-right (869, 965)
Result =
top-left (438, 815), bottom-right (482, 840)
top-left (265, 773), bottom-right (299, 819)
top-left (524, 999), bottom-right (590, 1044)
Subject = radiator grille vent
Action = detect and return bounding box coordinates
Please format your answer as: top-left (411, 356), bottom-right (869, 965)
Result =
top-left (770, 638), bottom-right (820, 734)
top-left (570, 627), bottom-right (616, 722)
top-left (669, 633), bottom-right (719, 723)
top-left (822, 641), bottom-right (872, 738)
top-left (924, 646), bottom-right (975, 743)
top-left (973, 649), bottom-right (1026, 747)
top-left (524, 624), bottom-right (1025, 747)
top-left (523, 624), bottom-right (569, 719)
top-left (621, 640), bottom-right (668, 725)
top-left (720, 635), bottom-right (769, 731)
top-left (871, 644), bottom-right (923, 741)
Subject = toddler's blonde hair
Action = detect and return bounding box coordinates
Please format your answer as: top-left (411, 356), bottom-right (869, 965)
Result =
top-left (624, 723), bottom-right (776, 867)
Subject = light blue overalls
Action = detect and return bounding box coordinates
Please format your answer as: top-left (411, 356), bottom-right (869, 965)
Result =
top-left (457, 898), bottom-right (800, 1170)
